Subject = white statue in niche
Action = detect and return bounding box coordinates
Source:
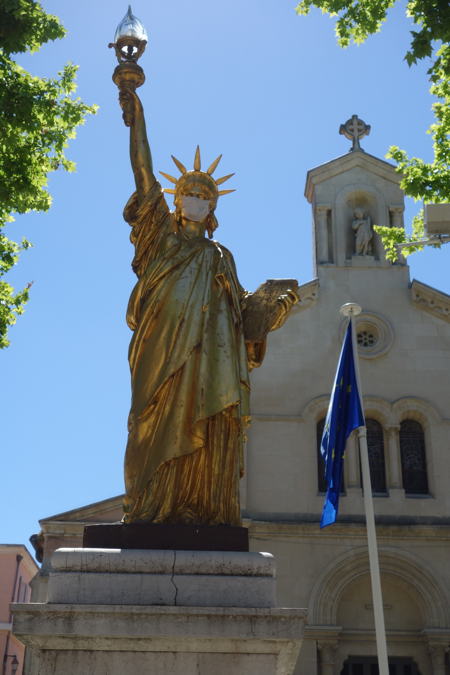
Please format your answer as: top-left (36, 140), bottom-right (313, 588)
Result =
top-left (352, 208), bottom-right (373, 255)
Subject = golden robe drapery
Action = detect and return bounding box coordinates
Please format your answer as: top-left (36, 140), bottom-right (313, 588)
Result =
top-left (122, 182), bottom-right (250, 525)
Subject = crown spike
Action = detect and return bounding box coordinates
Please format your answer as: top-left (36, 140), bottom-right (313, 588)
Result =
top-left (215, 173), bottom-right (234, 186)
top-left (171, 155), bottom-right (187, 174)
top-left (218, 189), bottom-right (236, 196)
top-left (207, 154), bottom-right (222, 175)
top-left (194, 145), bottom-right (201, 171)
top-left (159, 171), bottom-right (178, 185)
top-left (163, 188), bottom-right (176, 194)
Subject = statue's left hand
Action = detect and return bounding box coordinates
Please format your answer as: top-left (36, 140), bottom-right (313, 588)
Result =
top-left (241, 279), bottom-right (299, 344)
top-left (271, 288), bottom-right (300, 330)
top-left (277, 288), bottom-right (300, 312)
top-left (277, 288), bottom-right (300, 311)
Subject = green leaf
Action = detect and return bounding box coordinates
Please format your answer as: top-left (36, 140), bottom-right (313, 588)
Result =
top-left (0, 1), bottom-right (97, 348)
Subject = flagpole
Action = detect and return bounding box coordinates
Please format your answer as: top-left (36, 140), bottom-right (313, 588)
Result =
top-left (340, 303), bottom-right (389, 675)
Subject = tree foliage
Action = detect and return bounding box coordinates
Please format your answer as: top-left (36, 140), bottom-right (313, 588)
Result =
top-left (295, 0), bottom-right (450, 260)
top-left (0, 0), bottom-right (96, 348)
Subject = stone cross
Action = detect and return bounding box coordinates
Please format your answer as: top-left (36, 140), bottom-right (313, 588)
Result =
top-left (339, 114), bottom-right (371, 151)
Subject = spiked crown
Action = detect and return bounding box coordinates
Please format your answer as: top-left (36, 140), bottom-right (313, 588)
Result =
top-left (160, 146), bottom-right (235, 205)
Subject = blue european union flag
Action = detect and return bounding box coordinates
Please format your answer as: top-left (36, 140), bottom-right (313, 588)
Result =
top-left (320, 321), bottom-right (365, 528)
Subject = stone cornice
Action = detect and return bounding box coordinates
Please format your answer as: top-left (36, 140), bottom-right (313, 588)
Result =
top-left (39, 494), bottom-right (124, 525)
top-left (290, 279), bottom-right (319, 316)
top-left (305, 625), bottom-right (342, 641)
top-left (305, 151), bottom-right (401, 203)
top-left (297, 279), bottom-right (318, 310)
top-left (411, 279), bottom-right (450, 323)
top-left (339, 629), bottom-right (429, 643)
top-left (12, 603), bottom-right (307, 652)
top-left (245, 518), bottom-right (450, 542)
top-left (40, 521), bottom-right (88, 536)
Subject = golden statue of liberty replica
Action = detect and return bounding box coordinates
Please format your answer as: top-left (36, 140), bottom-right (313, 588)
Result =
top-left (110, 8), bottom-right (298, 529)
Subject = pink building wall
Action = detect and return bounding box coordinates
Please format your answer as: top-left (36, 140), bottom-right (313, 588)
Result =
top-left (0, 545), bottom-right (38, 675)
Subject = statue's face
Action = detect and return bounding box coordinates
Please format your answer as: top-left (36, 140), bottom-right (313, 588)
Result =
top-left (180, 194), bottom-right (211, 223)
top-left (176, 182), bottom-right (214, 224)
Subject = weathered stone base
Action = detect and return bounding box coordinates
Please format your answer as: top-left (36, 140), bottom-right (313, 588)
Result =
top-left (13, 604), bottom-right (307, 675)
top-left (47, 547), bottom-right (277, 607)
top-left (12, 548), bottom-right (307, 674)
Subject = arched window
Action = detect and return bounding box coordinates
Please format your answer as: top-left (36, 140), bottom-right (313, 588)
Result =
top-left (317, 418), bottom-right (344, 494)
top-left (400, 420), bottom-right (428, 495)
top-left (365, 418), bottom-right (386, 494)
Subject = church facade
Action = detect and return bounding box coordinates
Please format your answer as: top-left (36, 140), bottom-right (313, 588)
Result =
top-left (29, 121), bottom-right (450, 674)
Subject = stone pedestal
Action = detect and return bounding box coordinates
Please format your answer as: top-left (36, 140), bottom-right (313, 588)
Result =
top-left (12, 548), bottom-right (307, 674)
top-left (350, 254), bottom-right (377, 266)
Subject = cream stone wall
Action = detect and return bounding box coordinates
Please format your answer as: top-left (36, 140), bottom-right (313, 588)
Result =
top-left (244, 148), bottom-right (450, 674)
top-left (247, 265), bottom-right (450, 522)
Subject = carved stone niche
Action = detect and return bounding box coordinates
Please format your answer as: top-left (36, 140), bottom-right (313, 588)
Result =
top-left (343, 190), bottom-right (379, 262)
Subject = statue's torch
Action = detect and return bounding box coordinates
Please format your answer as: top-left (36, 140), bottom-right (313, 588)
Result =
top-left (109, 6), bottom-right (148, 125)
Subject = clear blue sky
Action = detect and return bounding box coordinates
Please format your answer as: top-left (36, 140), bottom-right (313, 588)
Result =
top-left (2, 0), bottom-right (449, 554)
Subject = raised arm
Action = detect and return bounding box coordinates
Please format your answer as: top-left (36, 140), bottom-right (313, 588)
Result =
top-left (119, 89), bottom-right (156, 202)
